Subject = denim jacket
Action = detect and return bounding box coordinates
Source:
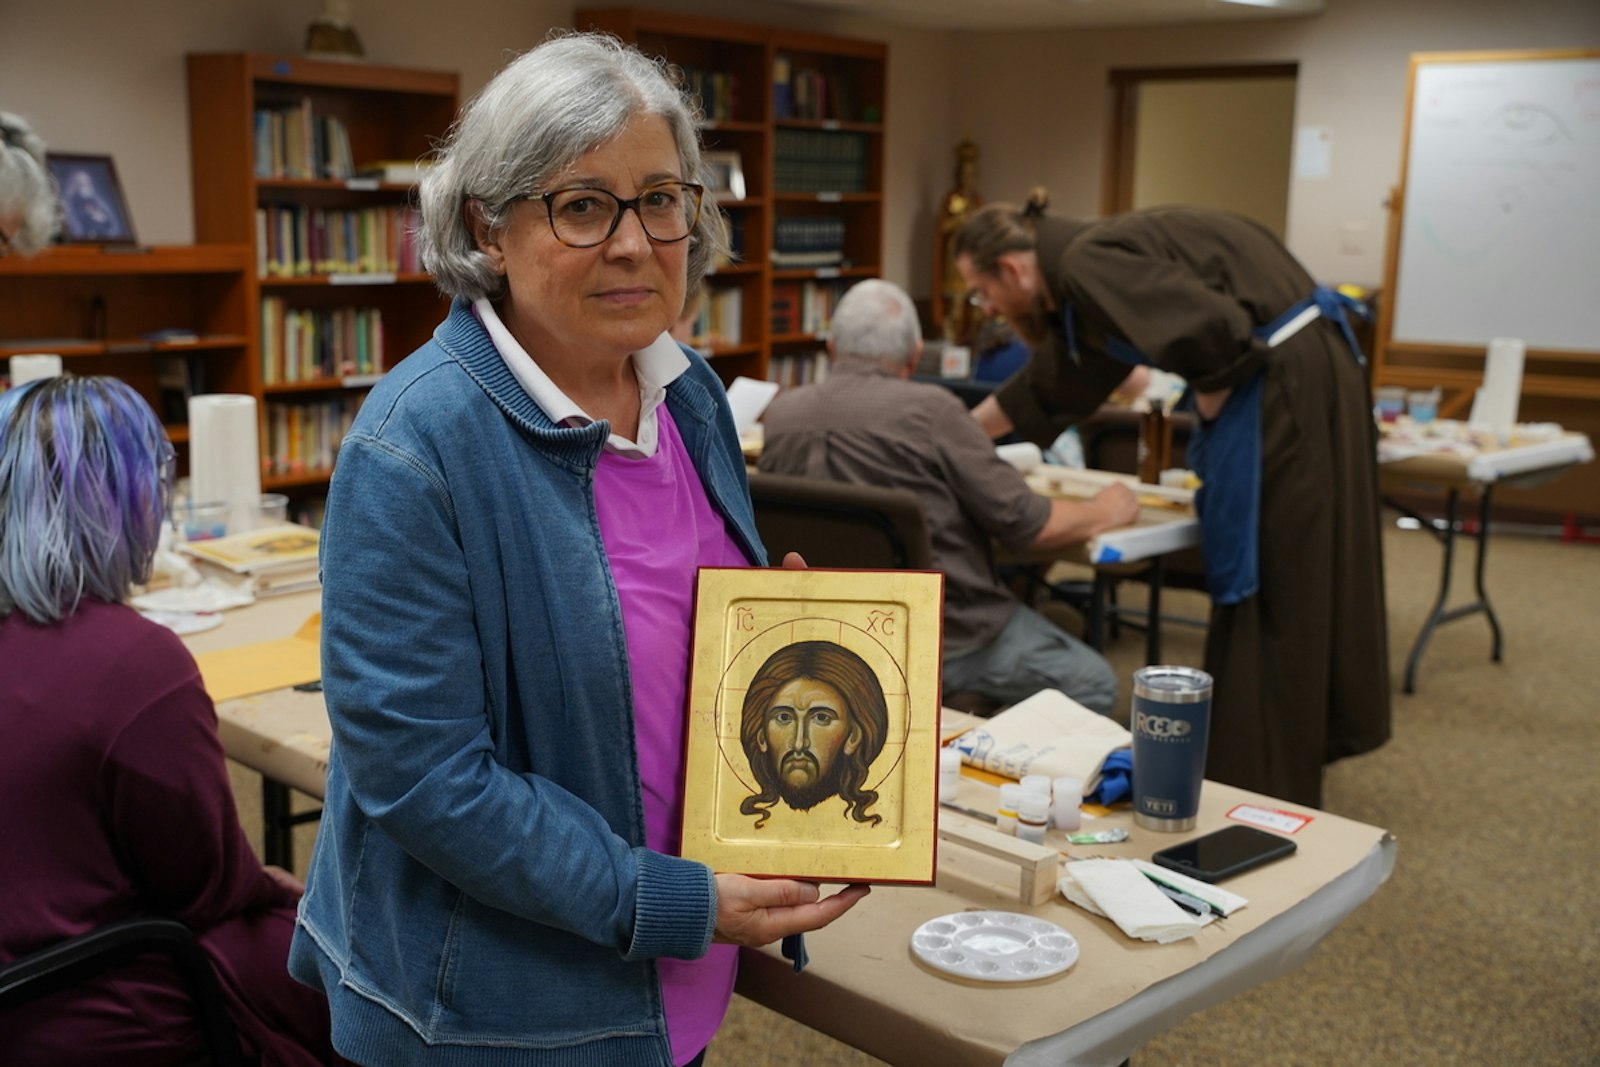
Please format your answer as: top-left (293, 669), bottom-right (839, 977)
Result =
top-left (290, 300), bottom-right (765, 1066)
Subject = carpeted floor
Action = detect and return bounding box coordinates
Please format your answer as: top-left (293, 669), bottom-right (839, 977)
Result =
top-left (239, 517), bottom-right (1600, 1066)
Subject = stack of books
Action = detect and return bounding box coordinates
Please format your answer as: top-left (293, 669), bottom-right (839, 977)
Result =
top-left (772, 217), bottom-right (846, 269)
top-left (179, 523), bottom-right (322, 597)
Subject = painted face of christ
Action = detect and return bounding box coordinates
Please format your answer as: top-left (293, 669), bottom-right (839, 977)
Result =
top-left (738, 640), bottom-right (888, 829)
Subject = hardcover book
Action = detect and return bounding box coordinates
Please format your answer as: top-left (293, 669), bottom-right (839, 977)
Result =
top-left (178, 523), bottom-right (319, 575)
top-left (682, 567), bottom-right (944, 884)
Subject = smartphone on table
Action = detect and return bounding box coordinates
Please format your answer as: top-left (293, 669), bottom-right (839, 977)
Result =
top-left (1150, 824), bottom-right (1297, 883)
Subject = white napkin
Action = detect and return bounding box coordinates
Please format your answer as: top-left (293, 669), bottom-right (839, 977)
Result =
top-left (1057, 859), bottom-right (1206, 944)
top-left (1130, 859), bottom-right (1249, 918)
top-left (130, 573), bottom-right (255, 613)
top-left (952, 688), bottom-right (1131, 796)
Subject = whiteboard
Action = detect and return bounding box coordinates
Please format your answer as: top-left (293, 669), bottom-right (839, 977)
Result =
top-left (1392, 54), bottom-right (1600, 352)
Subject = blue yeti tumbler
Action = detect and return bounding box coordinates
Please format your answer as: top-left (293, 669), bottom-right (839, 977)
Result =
top-left (1131, 666), bottom-right (1213, 832)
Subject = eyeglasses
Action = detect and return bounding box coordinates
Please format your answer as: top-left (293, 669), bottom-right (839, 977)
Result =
top-left (529, 181), bottom-right (705, 249)
top-left (965, 290), bottom-right (993, 311)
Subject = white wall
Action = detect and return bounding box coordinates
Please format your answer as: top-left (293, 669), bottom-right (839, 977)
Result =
top-left (951, 0), bottom-right (1600, 286)
top-left (4, 0), bottom-right (1595, 295)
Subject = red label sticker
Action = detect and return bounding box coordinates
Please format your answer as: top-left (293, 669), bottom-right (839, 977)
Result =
top-left (1226, 803), bottom-right (1312, 834)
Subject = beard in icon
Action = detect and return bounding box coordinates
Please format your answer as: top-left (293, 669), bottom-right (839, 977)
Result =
top-left (774, 749), bottom-right (848, 812)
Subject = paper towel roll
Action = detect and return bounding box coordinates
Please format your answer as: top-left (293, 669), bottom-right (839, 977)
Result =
top-left (9, 354), bottom-right (63, 385)
top-left (187, 395), bottom-right (261, 530)
top-left (996, 441), bottom-right (1043, 473)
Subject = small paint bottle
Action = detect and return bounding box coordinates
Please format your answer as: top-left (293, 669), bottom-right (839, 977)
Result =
top-left (1015, 792), bottom-right (1050, 844)
top-left (1020, 774), bottom-right (1054, 826)
top-left (996, 783), bottom-right (1024, 835)
top-left (939, 747), bottom-right (963, 804)
top-left (1052, 776), bottom-right (1084, 833)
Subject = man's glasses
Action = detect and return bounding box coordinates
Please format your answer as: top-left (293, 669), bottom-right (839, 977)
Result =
top-left (529, 181), bottom-right (705, 249)
top-left (965, 290), bottom-right (993, 311)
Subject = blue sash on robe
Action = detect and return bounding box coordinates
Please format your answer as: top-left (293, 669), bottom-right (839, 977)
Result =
top-left (1063, 287), bottom-right (1367, 605)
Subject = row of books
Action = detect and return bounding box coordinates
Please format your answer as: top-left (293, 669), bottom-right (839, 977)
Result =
top-left (253, 101), bottom-right (354, 180)
top-left (771, 279), bottom-right (852, 337)
top-left (774, 130), bottom-right (870, 194)
top-left (263, 396), bottom-right (362, 478)
top-left (682, 67), bottom-right (741, 124)
top-left (767, 350), bottom-right (831, 389)
top-left (772, 217), bottom-right (846, 269)
top-left (772, 56), bottom-right (868, 123)
top-left (255, 204), bottom-right (423, 278)
top-left (259, 299), bottom-right (385, 386)
top-left (683, 287), bottom-right (744, 348)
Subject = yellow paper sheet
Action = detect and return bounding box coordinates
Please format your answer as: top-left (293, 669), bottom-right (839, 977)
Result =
top-left (193, 614), bottom-right (321, 703)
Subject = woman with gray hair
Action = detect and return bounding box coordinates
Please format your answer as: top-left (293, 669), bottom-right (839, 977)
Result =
top-left (288, 33), bottom-right (867, 1067)
top-left (0, 111), bottom-right (61, 255)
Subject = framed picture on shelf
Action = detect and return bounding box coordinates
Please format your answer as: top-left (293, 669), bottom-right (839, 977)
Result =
top-left (46, 153), bottom-right (137, 245)
top-left (681, 566), bottom-right (944, 884)
top-left (701, 150), bottom-right (745, 200)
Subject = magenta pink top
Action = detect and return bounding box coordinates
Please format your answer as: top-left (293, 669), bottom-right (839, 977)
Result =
top-left (593, 404), bottom-right (749, 1065)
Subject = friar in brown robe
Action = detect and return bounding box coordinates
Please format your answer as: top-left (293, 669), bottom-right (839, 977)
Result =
top-left (959, 204), bottom-right (1390, 808)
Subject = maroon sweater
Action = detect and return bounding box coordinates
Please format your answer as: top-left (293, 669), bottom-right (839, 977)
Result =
top-left (0, 599), bottom-right (338, 1065)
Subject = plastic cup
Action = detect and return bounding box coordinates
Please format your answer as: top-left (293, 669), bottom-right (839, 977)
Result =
top-left (1407, 390), bottom-right (1440, 425)
top-left (179, 500), bottom-right (231, 542)
top-left (1052, 776), bottom-right (1083, 833)
top-left (1374, 386), bottom-right (1406, 423)
top-left (256, 493), bottom-right (290, 528)
top-left (938, 748), bottom-right (962, 804)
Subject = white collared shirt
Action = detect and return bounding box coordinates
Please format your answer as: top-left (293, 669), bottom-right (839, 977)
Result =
top-left (474, 297), bottom-right (689, 458)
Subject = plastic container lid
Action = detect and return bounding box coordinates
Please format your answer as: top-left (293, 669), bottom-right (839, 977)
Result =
top-left (997, 783), bottom-right (1025, 813)
top-left (940, 748), bottom-right (963, 774)
top-left (1017, 792), bottom-right (1050, 823)
top-left (1020, 774), bottom-right (1052, 798)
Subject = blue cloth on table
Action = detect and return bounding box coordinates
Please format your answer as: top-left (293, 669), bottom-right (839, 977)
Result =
top-left (1088, 748), bottom-right (1132, 806)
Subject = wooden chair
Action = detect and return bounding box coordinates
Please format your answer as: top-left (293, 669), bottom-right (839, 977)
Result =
top-left (0, 917), bottom-right (245, 1066)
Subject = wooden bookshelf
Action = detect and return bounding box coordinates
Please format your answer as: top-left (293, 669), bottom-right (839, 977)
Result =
top-left (576, 9), bottom-right (887, 386)
top-left (0, 244), bottom-right (252, 460)
top-left (185, 52), bottom-right (459, 497)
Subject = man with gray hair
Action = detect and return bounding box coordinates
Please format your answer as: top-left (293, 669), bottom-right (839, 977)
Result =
top-left (758, 278), bottom-right (1138, 715)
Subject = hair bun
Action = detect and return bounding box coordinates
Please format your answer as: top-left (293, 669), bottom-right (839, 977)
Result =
top-left (1021, 186), bottom-right (1050, 219)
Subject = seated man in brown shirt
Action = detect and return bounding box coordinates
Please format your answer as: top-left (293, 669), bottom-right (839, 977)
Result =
top-left (758, 279), bottom-right (1139, 713)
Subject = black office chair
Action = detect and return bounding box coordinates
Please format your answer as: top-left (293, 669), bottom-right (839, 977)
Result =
top-left (0, 917), bottom-right (246, 1066)
top-left (746, 471), bottom-right (934, 570)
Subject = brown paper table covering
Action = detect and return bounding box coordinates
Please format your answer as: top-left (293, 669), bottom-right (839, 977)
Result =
top-left (181, 597), bottom-right (1393, 1067)
top-left (736, 774), bottom-right (1393, 1067)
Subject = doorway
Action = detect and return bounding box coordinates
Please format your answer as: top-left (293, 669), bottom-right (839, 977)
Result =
top-left (1103, 65), bottom-right (1298, 237)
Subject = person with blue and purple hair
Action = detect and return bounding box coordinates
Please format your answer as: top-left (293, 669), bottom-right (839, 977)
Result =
top-left (0, 375), bottom-right (347, 1066)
